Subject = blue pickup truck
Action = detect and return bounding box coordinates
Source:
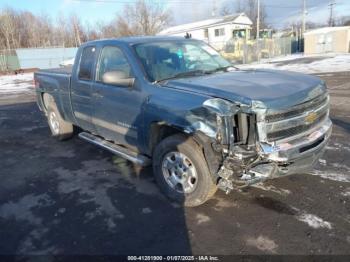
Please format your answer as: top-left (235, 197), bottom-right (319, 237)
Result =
top-left (34, 36), bottom-right (332, 206)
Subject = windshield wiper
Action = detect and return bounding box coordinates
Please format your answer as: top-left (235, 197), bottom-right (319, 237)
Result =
top-left (155, 70), bottom-right (208, 83)
top-left (205, 65), bottom-right (238, 74)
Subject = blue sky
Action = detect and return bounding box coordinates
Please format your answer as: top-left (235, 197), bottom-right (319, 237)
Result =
top-left (0, 0), bottom-right (123, 23)
top-left (0, 0), bottom-right (349, 28)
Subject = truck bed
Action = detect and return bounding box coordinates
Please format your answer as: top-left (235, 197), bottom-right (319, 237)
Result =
top-left (38, 66), bottom-right (72, 75)
top-left (35, 66), bottom-right (74, 121)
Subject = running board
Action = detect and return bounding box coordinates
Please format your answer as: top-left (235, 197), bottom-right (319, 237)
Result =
top-left (78, 132), bottom-right (151, 166)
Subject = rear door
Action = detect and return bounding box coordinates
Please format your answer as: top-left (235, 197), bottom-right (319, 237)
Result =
top-left (91, 45), bottom-right (145, 147)
top-left (70, 45), bottom-right (98, 132)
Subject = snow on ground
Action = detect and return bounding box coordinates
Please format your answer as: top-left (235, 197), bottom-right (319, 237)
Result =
top-left (246, 235), bottom-right (278, 253)
top-left (59, 58), bottom-right (74, 67)
top-left (289, 206), bottom-right (333, 229)
top-left (0, 73), bottom-right (34, 94)
top-left (238, 53), bottom-right (350, 74)
top-left (312, 142), bottom-right (350, 183)
top-left (341, 188), bottom-right (350, 197)
top-left (296, 213), bottom-right (332, 229)
top-left (311, 170), bottom-right (350, 183)
top-left (252, 183), bottom-right (291, 196)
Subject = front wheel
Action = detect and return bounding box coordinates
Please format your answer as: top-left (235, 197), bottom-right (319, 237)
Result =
top-left (153, 134), bottom-right (217, 207)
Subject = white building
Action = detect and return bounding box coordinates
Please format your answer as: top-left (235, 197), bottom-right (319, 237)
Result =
top-left (158, 13), bottom-right (253, 50)
top-left (304, 26), bottom-right (350, 54)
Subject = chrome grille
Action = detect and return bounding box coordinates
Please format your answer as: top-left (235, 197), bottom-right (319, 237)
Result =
top-left (261, 93), bottom-right (330, 142)
top-left (265, 95), bottom-right (328, 123)
top-left (266, 111), bottom-right (328, 141)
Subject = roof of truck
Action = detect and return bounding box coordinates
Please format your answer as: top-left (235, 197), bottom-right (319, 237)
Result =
top-left (82, 36), bottom-right (197, 46)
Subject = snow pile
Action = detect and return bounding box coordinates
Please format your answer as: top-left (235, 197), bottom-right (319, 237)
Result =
top-left (290, 205), bottom-right (333, 229)
top-left (252, 183), bottom-right (291, 195)
top-left (59, 58), bottom-right (74, 67)
top-left (311, 170), bottom-right (350, 183)
top-left (296, 213), bottom-right (332, 229)
top-left (341, 189), bottom-right (350, 197)
top-left (238, 53), bottom-right (350, 74)
top-left (0, 73), bottom-right (34, 94)
top-left (246, 235), bottom-right (278, 253)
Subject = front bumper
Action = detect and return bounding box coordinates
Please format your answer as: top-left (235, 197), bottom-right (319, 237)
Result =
top-left (252, 118), bottom-right (332, 180)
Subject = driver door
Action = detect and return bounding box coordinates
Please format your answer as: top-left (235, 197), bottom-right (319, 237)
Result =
top-left (91, 45), bottom-right (144, 147)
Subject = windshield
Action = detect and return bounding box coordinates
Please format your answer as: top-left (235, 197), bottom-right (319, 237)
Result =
top-left (133, 40), bottom-right (232, 82)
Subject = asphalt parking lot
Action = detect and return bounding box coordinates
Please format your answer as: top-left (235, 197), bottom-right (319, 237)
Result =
top-left (0, 71), bottom-right (349, 256)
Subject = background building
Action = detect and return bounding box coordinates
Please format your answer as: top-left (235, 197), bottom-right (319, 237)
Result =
top-left (304, 26), bottom-right (350, 54)
top-left (158, 13), bottom-right (253, 50)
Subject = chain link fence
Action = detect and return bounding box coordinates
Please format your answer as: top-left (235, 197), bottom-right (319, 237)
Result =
top-left (218, 37), bottom-right (300, 64)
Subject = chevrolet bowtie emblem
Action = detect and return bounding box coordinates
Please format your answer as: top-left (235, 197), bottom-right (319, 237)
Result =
top-left (305, 112), bottom-right (318, 124)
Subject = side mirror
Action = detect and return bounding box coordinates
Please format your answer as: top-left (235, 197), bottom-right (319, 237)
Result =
top-left (102, 70), bottom-right (135, 87)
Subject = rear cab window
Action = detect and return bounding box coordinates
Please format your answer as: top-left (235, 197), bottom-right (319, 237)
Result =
top-left (78, 46), bottom-right (97, 81)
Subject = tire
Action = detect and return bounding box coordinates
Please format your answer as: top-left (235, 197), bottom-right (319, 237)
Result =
top-left (46, 98), bottom-right (73, 141)
top-left (153, 134), bottom-right (217, 207)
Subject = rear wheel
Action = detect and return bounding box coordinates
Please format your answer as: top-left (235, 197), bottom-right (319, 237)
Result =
top-left (153, 134), bottom-right (217, 207)
top-left (45, 95), bottom-right (73, 140)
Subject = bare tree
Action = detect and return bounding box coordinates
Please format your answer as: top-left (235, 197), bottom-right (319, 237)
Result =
top-left (235, 0), bottom-right (245, 13)
top-left (244, 0), bottom-right (268, 38)
top-left (114, 0), bottom-right (171, 36)
top-left (37, 13), bottom-right (54, 47)
top-left (69, 14), bottom-right (84, 47)
top-left (285, 20), bottom-right (326, 35)
top-left (219, 0), bottom-right (268, 38)
top-left (220, 6), bottom-right (230, 16)
top-left (0, 8), bottom-right (18, 50)
top-left (0, 1), bottom-right (170, 50)
top-left (56, 14), bottom-right (69, 47)
top-left (84, 21), bottom-right (99, 41)
top-left (220, 0), bottom-right (243, 16)
top-left (220, 2), bottom-right (231, 16)
top-left (336, 15), bottom-right (350, 26)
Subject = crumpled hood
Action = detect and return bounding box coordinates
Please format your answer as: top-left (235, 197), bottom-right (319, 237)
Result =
top-left (163, 69), bottom-right (326, 110)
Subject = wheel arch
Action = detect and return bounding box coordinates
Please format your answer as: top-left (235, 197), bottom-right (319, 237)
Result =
top-left (41, 92), bottom-right (71, 123)
top-left (148, 122), bottom-right (222, 183)
top-left (42, 92), bottom-right (54, 112)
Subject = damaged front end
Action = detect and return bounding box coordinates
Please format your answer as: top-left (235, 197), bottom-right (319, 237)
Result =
top-left (191, 93), bottom-right (332, 194)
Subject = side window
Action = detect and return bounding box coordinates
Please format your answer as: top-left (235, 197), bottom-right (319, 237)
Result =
top-left (78, 46), bottom-right (96, 80)
top-left (214, 28), bottom-right (225, 37)
top-left (97, 46), bottom-right (132, 82)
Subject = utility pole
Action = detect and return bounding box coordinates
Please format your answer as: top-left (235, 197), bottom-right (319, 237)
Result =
top-left (211, 0), bottom-right (217, 17)
top-left (256, 0), bottom-right (260, 61)
top-left (256, 0), bottom-right (260, 40)
top-left (328, 1), bottom-right (336, 27)
top-left (302, 0), bottom-right (306, 37)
